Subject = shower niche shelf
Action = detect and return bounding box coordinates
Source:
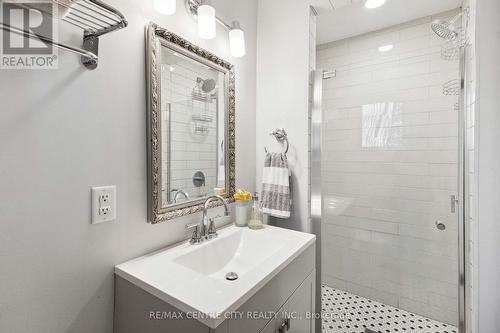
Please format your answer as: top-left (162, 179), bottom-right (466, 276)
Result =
top-left (0, 0), bottom-right (127, 70)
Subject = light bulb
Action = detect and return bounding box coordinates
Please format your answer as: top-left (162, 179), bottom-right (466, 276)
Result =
top-left (365, 0), bottom-right (386, 9)
top-left (229, 21), bottom-right (246, 58)
top-left (197, 3), bottom-right (216, 40)
top-left (154, 0), bottom-right (176, 15)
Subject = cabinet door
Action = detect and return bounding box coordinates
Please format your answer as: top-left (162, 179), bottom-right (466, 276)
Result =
top-left (280, 271), bottom-right (315, 333)
top-left (259, 316), bottom-right (279, 333)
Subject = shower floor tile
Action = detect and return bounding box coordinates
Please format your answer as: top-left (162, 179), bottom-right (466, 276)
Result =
top-left (322, 285), bottom-right (457, 333)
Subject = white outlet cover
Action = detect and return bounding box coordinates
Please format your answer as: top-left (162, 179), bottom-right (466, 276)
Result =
top-left (91, 185), bottom-right (116, 224)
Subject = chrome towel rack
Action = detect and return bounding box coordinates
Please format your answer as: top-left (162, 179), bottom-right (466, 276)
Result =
top-left (264, 128), bottom-right (289, 155)
top-left (0, 0), bottom-right (127, 70)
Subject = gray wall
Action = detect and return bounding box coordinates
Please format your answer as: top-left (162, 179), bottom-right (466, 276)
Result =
top-left (0, 0), bottom-right (257, 332)
top-left (255, 0), bottom-right (312, 232)
top-left (476, 0), bottom-right (500, 330)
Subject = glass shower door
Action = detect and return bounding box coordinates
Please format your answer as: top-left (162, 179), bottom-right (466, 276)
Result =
top-left (316, 12), bottom-right (462, 332)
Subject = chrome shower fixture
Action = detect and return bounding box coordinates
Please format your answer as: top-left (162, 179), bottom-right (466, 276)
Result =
top-left (192, 77), bottom-right (217, 102)
top-left (197, 77), bottom-right (217, 94)
top-left (431, 11), bottom-right (464, 40)
top-left (434, 8), bottom-right (470, 61)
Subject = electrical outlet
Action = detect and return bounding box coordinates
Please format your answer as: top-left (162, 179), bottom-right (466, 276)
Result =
top-left (99, 206), bottom-right (111, 216)
top-left (91, 186), bottom-right (116, 224)
top-left (99, 193), bottom-right (110, 205)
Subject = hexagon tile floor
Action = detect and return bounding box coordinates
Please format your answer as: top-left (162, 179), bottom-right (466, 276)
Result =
top-left (322, 285), bottom-right (458, 333)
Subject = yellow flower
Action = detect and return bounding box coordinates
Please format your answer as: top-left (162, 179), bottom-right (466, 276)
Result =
top-left (234, 189), bottom-right (251, 201)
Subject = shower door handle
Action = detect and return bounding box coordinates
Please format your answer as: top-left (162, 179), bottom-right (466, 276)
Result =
top-left (450, 195), bottom-right (459, 213)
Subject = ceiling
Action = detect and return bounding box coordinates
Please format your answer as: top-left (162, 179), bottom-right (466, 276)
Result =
top-left (312, 0), bottom-right (463, 45)
top-left (311, 0), bottom-right (363, 14)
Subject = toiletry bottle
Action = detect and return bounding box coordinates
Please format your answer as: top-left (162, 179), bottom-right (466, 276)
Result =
top-left (248, 192), bottom-right (264, 230)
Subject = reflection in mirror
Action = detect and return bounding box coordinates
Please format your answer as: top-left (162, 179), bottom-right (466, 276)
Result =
top-left (160, 45), bottom-right (226, 207)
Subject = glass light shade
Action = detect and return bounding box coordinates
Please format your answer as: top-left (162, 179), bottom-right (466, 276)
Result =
top-left (229, 27), bottom-right (246, 58)
top-left (197, 4), bottom-right (216, 40)
top-left (154, 0), bottom-right (176, 15)
top-left (364, 0), bottom-right (386, 9)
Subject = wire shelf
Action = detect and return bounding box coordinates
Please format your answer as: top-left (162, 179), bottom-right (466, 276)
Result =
top-left (0, 0), bottom-right (127, 69)
top-left (443, 79), bottom-right (460, 96)
top-left (441, 42), bottom-right (460, 61)
top-left (192, 115), bottom-right (213, 122)
top-left (191, 92), bottom-right (215, 103)
top-left (441, 31), bottom-right (467, 61)
top-left (58, 0), bottom-right (127, 36)
top-left (194, 125), bottom-right (209, 134)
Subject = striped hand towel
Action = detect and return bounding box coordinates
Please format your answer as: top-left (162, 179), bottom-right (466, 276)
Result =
top-left (261, 152), bottom-right (291, 219)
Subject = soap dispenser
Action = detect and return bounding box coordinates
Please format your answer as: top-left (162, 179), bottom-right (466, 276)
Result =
top-left (248, 192), bottom-right (264, 230)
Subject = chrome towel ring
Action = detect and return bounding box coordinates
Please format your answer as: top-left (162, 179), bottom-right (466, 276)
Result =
top-left (264, 128), bottom-right (289, 155)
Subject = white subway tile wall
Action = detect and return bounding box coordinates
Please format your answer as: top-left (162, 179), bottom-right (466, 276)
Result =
top-left (160, 56), bottom-right (221, 205)
top-left (317, 10), bottom-right (461, 326)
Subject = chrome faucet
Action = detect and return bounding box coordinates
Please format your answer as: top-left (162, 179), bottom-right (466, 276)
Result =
top-left (173, 189), bottom-right (189, 203)
top-left (188, 195), bottom-right (230, 245)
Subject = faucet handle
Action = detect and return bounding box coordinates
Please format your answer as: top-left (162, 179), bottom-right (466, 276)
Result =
top-left (206, 218), bottom-right (218, 239)
top-left (186, 223), bottom-right (204, 245)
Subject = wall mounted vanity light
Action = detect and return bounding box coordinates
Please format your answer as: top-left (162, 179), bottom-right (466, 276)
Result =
top-left (154, 0), bottom-right (176, 15)
top-left (185, 0), bottom-right (246, 57)
top-left (229, 21), bottom-right (246, 58)
top-left (197, 1), bottom-right (216, 39)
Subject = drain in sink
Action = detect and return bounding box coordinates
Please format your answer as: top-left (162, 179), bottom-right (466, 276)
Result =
top-left (225, 272), bottom-right (238, 281)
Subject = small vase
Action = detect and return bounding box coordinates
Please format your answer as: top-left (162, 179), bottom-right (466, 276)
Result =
top-left (234, 200), bottom-right (250, 227)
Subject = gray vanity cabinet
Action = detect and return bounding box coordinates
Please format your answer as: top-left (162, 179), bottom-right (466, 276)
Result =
top-left (114, 242), bottom-right (316, 333)
top-left (260, 316), bottom-right (280, 333)
top-left (259, 271), bottom-right (315, 333)
top-left (281, 271), bottom-right (315, 333)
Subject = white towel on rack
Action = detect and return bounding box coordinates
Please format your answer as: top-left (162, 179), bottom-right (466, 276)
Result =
top-left (261, 152), bottom-right (291, 219)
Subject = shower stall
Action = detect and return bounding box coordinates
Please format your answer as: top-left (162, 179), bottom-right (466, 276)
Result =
top-left (312, 7), bottom-right (471, 333)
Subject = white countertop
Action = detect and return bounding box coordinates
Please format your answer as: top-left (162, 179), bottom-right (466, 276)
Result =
top-left (115, 224), bottom-right (315, 328)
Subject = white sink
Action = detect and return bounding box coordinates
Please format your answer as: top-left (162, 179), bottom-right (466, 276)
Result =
top-left (115, 225), bottom-right (315, 329)
top-left (173, 227), bottom-right (285, 278)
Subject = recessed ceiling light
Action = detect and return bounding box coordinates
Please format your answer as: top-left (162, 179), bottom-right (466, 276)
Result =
top-left (365, 0), bottom-right (387, 9)
top-left (378, 44), bottom-right (393, 52)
